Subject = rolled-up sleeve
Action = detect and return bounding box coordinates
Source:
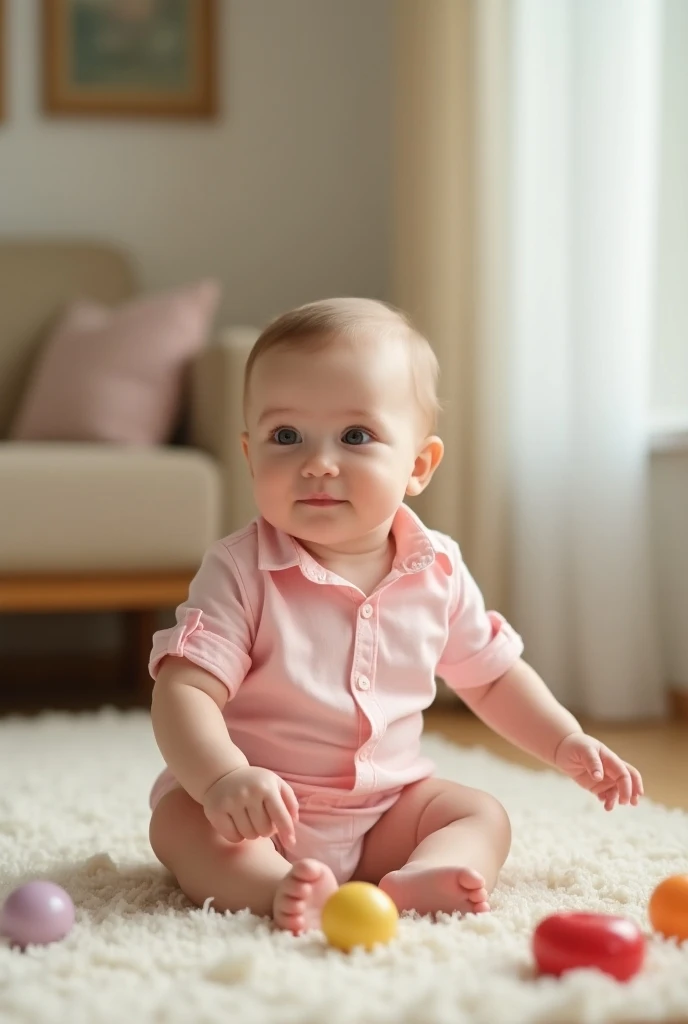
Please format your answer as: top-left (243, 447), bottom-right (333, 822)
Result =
top-left (436, 545), bottom-right (523, 691)
top-left (149, 541), bottom-right (252, 697)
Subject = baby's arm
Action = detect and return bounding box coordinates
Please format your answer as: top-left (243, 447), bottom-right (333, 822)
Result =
top-left (151, 656), bottom-right (249, 802)
top-left (436, 543), bottom-right (642, 808)
top-left (151, 657), bottom-right (298, 844)
top-left (458, 659), bottom-right (581, 766)
top-left (459, 660), bottom-right (643, 808)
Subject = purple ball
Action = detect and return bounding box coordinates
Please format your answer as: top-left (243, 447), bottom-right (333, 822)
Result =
top-left (0, 882), bottom-right (75, 948)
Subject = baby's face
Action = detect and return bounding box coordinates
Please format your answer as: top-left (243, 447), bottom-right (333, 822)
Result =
top-left (242, 333), bottom-right (433, 551)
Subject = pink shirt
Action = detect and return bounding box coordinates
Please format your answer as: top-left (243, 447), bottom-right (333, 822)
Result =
top-left (150, 504), bottom-right (523, 795)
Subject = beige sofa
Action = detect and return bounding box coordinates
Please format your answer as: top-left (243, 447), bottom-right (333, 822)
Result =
top-left (0, 240), bottom-right (257, 700)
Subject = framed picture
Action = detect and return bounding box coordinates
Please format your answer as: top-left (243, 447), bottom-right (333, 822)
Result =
top-left (43, 0), bottom-right (217, 118)
top-left (0, 0), bottom-right (5, 122)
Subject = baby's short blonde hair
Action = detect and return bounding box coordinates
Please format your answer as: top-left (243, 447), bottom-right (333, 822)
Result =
top-left (243, 297), bottom-right (441, 433)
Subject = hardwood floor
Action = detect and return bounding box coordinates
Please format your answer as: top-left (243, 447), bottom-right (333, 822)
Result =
top-left (423, 706), bottom-right (688, 810)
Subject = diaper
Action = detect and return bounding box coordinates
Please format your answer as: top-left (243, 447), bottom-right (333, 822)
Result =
top-left (149, 768), bottom-right (401, 885)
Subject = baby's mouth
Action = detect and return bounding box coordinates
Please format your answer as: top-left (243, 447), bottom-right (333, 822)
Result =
top-left (298, 496), bottom-right (345, 506)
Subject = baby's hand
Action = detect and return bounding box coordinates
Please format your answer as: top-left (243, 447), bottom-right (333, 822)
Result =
top-left (202, 766), bottom-right (299, 846)
top-left (554, 733), bottom-right (644, 811)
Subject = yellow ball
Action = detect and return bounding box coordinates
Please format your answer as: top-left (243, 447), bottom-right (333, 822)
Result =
top-left (321, 882), bottom-right (398, 952)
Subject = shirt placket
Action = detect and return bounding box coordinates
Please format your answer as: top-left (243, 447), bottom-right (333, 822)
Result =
top-left (300, 563), bottom-right (384, 791)
top-left (350, 597), bottom-right (387, 791)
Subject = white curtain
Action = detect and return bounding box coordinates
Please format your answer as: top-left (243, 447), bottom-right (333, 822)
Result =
top-left (507, 0), bottom-right (665, 718)
top-left (394, 0), bottom-right (666, 718)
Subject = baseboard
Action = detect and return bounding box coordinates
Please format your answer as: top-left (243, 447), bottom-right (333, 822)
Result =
top-left (0, 652), bottom-right (149, 714)
top-left (669, 687), bottom-right (688, 721)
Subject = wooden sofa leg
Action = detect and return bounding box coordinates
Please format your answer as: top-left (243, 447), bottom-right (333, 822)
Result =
top-left (122, 609), bottom-right (158, 705)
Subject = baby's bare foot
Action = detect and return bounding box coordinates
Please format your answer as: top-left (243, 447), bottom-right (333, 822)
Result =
top-left (379, 865), bottom-right (490, 917)
top-left (273, 858), bottom-right (339, 935)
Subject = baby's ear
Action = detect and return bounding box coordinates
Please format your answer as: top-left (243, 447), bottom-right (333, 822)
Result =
top-left (241, 432), bottom-right (253, 476)
top-left (407, 436), bottom-right (444, 496)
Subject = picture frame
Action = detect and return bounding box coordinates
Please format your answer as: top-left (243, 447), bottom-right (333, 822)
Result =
top-left (0, 0), bottom-right (5, 122)
top-left (42, 0), bottom-right (217, 119)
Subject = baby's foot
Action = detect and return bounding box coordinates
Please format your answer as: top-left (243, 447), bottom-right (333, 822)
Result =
top-left (379, 865), bottom-right (490, 917)
top-left (273, 858), bottom-right (339, 935)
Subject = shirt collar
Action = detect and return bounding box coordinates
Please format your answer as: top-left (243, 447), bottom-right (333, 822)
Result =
top-left (256, 503), bottom-right (452, 577)
top-left (390, 503), bottom-right (453, 576)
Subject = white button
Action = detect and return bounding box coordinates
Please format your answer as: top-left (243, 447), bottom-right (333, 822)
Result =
top-left (361, 604), bottom-right (373, 618)
top-left (356, 674), bottom-right (371, 690)
top-left (358, 749), bottom-right (369, 761)
top-left (404, 556), bottom-right (431, 572)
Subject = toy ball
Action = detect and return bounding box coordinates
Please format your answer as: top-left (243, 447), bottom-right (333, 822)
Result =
top-left (0, 882), bottom-right (75, 949)
top-left (321, 882), bottom-right (398, 952)
top-left (649, 874), bottom-right (688, 942)
top-left (533, 911), bottom-right (645, 981)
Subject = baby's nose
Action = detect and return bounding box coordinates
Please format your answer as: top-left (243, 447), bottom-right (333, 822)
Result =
top-left (301, 449), bottom-right (340, 476)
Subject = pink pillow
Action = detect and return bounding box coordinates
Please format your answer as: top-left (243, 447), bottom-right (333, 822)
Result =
top-left (11, 280), bottom-right (221, 444)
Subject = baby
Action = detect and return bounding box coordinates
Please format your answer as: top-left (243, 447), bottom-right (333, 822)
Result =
top-left (148, 298), bottom-right (643, 934)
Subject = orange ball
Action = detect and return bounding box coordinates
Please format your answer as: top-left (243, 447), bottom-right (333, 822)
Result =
top-left (649, 875), bottom-right (688, 941)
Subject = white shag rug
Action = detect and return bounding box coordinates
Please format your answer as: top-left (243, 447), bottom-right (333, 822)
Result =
top-left (1, 712), bottom-right (687, 1024)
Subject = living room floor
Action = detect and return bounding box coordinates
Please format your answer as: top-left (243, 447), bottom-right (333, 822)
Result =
top-left (424, 706), bottom-right (688, 810)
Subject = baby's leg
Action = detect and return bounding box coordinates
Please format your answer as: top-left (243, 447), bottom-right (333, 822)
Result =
top-left (149, 786), bottom-right (337, 933)
top-left (352, 778), bottom-right (511, 916)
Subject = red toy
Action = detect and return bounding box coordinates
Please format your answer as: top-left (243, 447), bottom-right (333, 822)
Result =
top-left (533, 911), bottom-right (645, 981)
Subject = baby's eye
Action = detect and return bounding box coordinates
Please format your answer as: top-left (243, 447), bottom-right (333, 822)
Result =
top-left (342, 427), bottom-right (372, 446)
top-left (272, 427), bottom-right (302, 445)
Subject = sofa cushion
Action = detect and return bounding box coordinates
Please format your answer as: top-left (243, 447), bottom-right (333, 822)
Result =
top-left (0, 241), bottom-right (137, 437)
top-left (10, 280), bottom-right (220, 445)
top-left (0, 444), bottom-right (221, 572)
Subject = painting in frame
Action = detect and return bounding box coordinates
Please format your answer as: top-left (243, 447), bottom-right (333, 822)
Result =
top-left (43, 0), bottom-right (217, 118)
top-left (0, 0), bottom-right (5, 122)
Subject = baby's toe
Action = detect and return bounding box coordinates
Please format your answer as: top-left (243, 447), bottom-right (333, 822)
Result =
top-left (290, 858), bottom-right (325, 883)
top-left (282, 895), bottom-right (305, 913)
top-left (283, 879), bottom-right (310, 900)
top-left (285, 914), bottom-right (306, 935)
top-left (457, 867), bottom-right (486, 890)
top-left (467, 886), bottom-right (489, 905)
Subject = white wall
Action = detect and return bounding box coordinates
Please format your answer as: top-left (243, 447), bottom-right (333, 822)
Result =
top-left (0, 0), bottom-right (392, 657)
top-left (0, 0), bottom-right (392, 325)
top-left (652, 0), bottom-right (688, 416)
